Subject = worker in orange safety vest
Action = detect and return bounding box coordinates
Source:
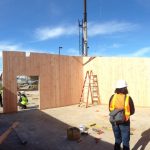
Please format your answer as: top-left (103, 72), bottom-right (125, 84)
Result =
top-left (109, 80), bottom-right (135, 150)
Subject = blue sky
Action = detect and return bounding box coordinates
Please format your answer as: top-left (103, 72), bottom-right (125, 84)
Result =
top-left (0, 0), bottom-right (150, 71)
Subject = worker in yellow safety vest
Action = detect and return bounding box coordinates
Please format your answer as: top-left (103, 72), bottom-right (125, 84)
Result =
top-left (18, 92), bottom-right (28, 109)
top-left (109, 80), bottom-right (135, 150)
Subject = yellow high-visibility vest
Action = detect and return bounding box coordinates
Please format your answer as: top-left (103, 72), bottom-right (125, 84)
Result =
top-left (21, 96), bottom-right (28, 105)
top-left (110, 94), bottom-right (130, 121)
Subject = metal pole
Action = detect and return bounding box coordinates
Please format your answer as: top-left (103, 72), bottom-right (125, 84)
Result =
top-left (83, 0), bottom-right (88, 56)
top-left (59, 46), bottom-right (62, 55)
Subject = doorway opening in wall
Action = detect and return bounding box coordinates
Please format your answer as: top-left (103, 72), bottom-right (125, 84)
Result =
top-left (16, 75), bottom-right (40, 111)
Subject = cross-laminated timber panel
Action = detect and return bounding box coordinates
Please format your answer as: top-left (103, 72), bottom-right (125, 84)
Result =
top-left (3, 51), bottom-right (83, 113)
top-left (83, 57), bottom-right (150, 107)
top-left (3, 51), bottom-right (150, 113)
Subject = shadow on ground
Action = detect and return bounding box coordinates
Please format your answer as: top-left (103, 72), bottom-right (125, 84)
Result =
top-left (132, 128), bottom-right (150, 150)
top-left (0, 109), bottom-right (114, 150)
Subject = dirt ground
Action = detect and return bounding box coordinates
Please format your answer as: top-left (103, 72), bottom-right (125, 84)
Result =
top-left (0, 91), bottom-right (150, 150)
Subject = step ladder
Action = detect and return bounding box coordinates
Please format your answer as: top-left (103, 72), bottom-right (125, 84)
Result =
top-left (79, 70), bottom-right (101, 108)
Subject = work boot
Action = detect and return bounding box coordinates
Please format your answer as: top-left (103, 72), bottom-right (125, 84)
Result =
top-left (23, 105), bottom-right (27, 109)
top-left (123, 145), bottom-right (129, 150)
top-left (114, 143), bottom-right (121, 150)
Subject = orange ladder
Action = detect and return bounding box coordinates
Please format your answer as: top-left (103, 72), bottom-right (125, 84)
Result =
top-left (90, 72), bottom-right (101, 106)
top-left (79, 70), bottom-right (100, 108)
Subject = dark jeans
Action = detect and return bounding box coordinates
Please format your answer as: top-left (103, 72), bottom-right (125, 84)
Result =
top-left (18, 102), bottom-right (27, 109)
top-left (0, 100), bottom-right (3, 107)
top-left (112, 122), bottom-right (130, 150)
top-left (0, 94), bottom-right (3, 107)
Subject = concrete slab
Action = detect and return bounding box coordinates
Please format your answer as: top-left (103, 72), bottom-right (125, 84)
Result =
top-left (0, 95), bottom-right (150, 149)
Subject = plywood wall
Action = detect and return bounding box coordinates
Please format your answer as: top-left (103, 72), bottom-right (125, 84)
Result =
top-left (83, 57), bottom-right (150, 107)
top-left (3, 51), bottom-right (150, 113)
top-left (3, 51), bottom-right (83, 113)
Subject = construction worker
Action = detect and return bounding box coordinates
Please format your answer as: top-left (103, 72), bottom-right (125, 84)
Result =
top-left (18, 92), bottom-right (28, 109)
top-left (109, 80), bottom-right (135, 150)
top-left (0, 90), bottom-right (3, 107)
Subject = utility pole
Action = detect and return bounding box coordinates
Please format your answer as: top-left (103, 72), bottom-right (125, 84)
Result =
top-left (78, 0), bottom-right (88, 56)
top-left (83, 0), bottom-right (88, 56)
top-left (78, 19), bottom-right (83, 55)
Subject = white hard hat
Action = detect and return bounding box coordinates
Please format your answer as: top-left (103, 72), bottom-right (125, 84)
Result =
top-left (116, 80), bottom-right (127, 88)
top-left (21, 91), bottom-right (25, 95)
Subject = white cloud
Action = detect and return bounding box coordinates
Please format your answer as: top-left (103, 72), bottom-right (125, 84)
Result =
top-left (0, 41), bottom-right (43, 58)
top-left (116, 46), bottom-right (150, 57)
top-left (111, 43), bottom-right (122, 49)
top-left (131, 47), bottom-right (150, 57)
top-left (103, 43), bottom-right (122, 49)
top-left (0, 42), bottom-right (22, 57)
top-left (35, 26), bottom-right (77, 41)
top-left (0, 42), bottom-right (21, 51)
top-left (34, 21), bottom-right (137, 41)
top-left (88, 21), bottom-right (138, 36)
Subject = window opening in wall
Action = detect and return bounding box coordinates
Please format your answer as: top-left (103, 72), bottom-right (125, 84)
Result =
top-left (16, 75), bottom-right (40, 111)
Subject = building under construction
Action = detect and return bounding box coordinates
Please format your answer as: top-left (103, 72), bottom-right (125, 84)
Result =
top-left (2, 51), bottom-right (150, 113)
top-left (1, 51), bottom-right (150, 150)
top-left (1, 0), bottom-right (150, 149)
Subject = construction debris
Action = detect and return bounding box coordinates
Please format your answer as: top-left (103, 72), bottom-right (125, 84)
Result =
top-left (79, 124), bottom-right (89, 134)
top-left (92, 128), bottom-right (104, 135)
top-left (67, 127), bottom-right (80, 141)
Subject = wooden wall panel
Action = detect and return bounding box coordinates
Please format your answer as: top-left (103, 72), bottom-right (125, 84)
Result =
top-left (4, 51), bottom-right (150, 113)
top-left (69, 57), bottom-right (83, 104)
top-left (83, 57), bottom-right (150, 107)
top-left (3, 52), bottom-right (25, 112)
top-left (3, 51), bottom-right (83, 113)
top-left (52, 55), bottom-right (60, 107)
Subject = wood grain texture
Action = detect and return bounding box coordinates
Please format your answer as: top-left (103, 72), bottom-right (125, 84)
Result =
top-left (83, 57), bottom-right (150, 107)
top-left (3, 51), bottom-right (83, 113)
top-left (3, 51), bottom-right (150, 113)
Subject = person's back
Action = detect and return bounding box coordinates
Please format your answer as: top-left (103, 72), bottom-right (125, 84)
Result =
top-left (109, 80), bottom-right (135, 150)
top-left (18, 92), bottom-right (28, 109)
top-left (112, 94), bottom-right (126, 109)
top-left (21, 94), bottom-right (28, 109)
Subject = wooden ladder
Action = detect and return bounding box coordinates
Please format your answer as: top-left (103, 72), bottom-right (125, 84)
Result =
top-left (90, 72), bottom-right (101, 106)
top-left (79, 70), bottom-right (100, 108)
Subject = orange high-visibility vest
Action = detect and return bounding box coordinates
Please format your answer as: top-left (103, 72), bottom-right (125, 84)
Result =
top-left (110, 94), bottom-right (130, 121)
